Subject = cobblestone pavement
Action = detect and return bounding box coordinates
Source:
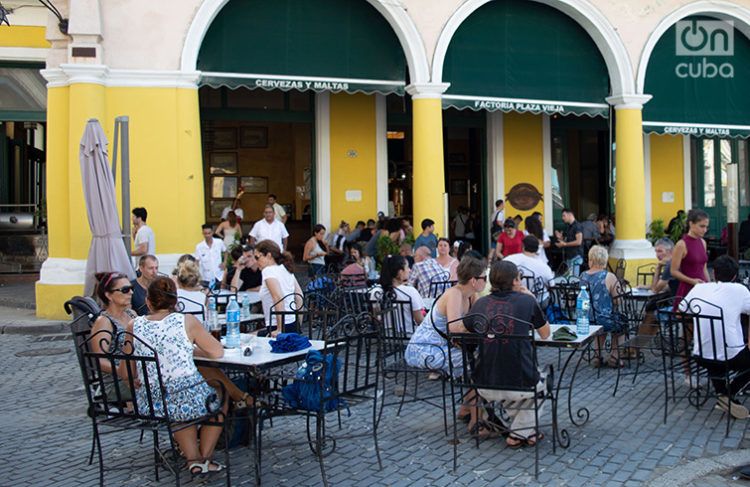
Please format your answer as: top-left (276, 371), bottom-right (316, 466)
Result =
top-left (2, 332), bottom-right (749, 486)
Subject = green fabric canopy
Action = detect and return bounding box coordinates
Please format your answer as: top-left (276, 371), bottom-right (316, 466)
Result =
top-left (441, 0), bottom-right (610, 117)
top-left (197, 0), bottom-right (407, 95)
top-left (643, 17), bottom-right (750, 138)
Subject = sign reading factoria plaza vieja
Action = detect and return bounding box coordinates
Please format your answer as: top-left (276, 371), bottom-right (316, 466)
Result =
top-left (441, 95), bottom-right (609, 117)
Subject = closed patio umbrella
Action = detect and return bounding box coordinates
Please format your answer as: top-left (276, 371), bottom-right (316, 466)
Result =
top-left (80, 119), bottom-right (136, 295)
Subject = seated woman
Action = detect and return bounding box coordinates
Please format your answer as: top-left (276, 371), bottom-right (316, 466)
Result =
top-left (373, 256), bottom-right (424, 334)
top-left (123, 276), bottom-right (227, 475)
top-left (579, 245), bottom-right (627, 368)
top-left (405, 254), bottom-right (487, 375)
top-left (255, 240), bottom-right (304, 335)
top-left (340, 246), bottom-right (367, 287)
top-left (176, 259), bottom-right (208, 317)
top-left (90, 272), bottom-right (138, 402)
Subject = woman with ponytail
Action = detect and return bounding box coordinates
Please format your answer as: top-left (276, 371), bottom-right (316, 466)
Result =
top-left (255, 240), bottom-right (303, 335)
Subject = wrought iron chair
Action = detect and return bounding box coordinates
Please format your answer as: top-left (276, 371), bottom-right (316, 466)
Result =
top-left (446, 312), bottom-right (556, 479)
top-left (77, 329), bottom-right (230, 486)
top-left (256, 312), bottom-right (382, 487)
top-left (660, 297), bottom-right (746, 436)
top-left (373, 287), bottom-right (451, 435)
top-left (176, 295), bottom-right (206, 322)
top-left (427, 272), bottom-right (455, 299)
top-left (546, 277), bottom-right (581, 325)
top-left (636, 263), bottom-right (656, 287)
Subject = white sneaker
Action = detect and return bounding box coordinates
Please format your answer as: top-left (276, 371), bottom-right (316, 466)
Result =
top-left (715, 395), bottom-right (750, 419)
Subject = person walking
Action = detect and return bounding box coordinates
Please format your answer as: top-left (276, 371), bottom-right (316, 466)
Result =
top-left (131, 207), bottom-right (155, 258)
top-left (670, 209), bottom-right (710, 307)
top-left (249, 204), bottom-right (289, 251)
top-left (216, 210), bottom-right (243, 250)
top-left (195, 223), bottom-right (227, 289)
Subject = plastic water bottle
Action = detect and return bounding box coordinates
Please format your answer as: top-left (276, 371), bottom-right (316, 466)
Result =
top-left (225, 296), bottom-right (241, 348)
top-left (576, 285), bottom-right (590, 336)
top-left (207, 297), bottom-right (218, 329)
top-left (241, 293), bottom-right (251, 321)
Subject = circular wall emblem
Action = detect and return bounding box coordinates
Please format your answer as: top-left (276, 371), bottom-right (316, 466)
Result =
top-left (506, 183), bottom-right (543, 211)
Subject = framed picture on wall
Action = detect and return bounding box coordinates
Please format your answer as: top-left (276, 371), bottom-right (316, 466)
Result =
top-left (241, 176), bottom-right (268, 194)
top-left (209, 200), bottom-right (232, 218)
top-left (213, 128), bottom-right (237, 149)
top-left (209, 152), bottom-right (238, 174)
top-left (240, 126), bottom-right (268, 148)
top-left (211, 176), bottom-right (237, 198)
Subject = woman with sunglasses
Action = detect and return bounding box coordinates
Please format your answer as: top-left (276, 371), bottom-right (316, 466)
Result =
top-left (90, 272), bottom-right (138, 401)
top-left (405, 254), bottom-right (487, 376)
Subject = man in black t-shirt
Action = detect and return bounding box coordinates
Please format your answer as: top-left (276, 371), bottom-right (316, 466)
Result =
top-left (230, 245), bottom-right (263, 291)
top-left (554, 208), bottom-right (584, 276)
top-left (465, 261), bottom-right (550, 447)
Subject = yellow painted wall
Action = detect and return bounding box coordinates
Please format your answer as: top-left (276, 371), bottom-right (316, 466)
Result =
top-left (329, 92), bottom-right (377, 228)
top-left (46, 86), bottom-right (70, 258)
top-left (0, 25), bottom-right (50, 48)
top-left (503, 112), bottom-right (544, 225)
top-left (650, 134), bottom-right (684, 224)
top-left (38, 85), bottom-right (205, 317)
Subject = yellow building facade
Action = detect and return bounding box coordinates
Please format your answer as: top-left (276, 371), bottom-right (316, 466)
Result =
top-left (1, 0), bottom-right (746, 317)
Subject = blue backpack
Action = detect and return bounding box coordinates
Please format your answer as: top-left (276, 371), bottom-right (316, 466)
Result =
top-left (282, 349), bottom-right (347, 413)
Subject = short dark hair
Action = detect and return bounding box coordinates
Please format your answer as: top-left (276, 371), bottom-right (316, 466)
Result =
top-left (687, 208), bottom-right (709, 224)
top-left (268, 193), bottom-right (277, 200)
top-left (421, 218), bottom-right (435, 230)
top-left (522, 235), bottom-right (539, 253)
top-left (132, 207), bottom-right (147, 222)
top-left (562, 208), bottom-right (573, 215)
top-left (713, 255), bottom-right (739, 282)
top-left (356, 220), bottom-right (365, 227)
top-left (489, 260), bottom-right (518, 292)
top-left (503, 218), bottom-right (516, 228)
top-left (242, 244), bottom-right (254, 253)
top-left (201, 223), bottom-right (213, 231)
top-left (495, 199), bottom-right (504, 207)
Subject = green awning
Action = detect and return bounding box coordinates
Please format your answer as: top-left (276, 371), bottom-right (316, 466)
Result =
top-left (643, 17), bottom-right (750, 138)
top-left (441, 0), bottom-right (610, 117)
top-left (197, 0), bottom-right (407, 95)
top-left (643, 122), bottom-right (750, 139)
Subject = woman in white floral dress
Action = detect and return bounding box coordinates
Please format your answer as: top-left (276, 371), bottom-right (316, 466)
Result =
top-left (124, 276), bottom-right (227, 475)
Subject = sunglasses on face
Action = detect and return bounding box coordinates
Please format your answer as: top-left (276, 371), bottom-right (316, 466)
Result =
top-left (475, 275), bottom-right (487, 282)
top-left (254, 254), bottom-right (263, 260)
top-left (112, 286), bottom-right (134, 294)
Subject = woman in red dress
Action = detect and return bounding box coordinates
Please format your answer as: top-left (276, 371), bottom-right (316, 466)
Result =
top-left (670, 209), bottom-right (710, 307)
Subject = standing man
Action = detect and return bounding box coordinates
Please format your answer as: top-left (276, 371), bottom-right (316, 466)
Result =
top-left (267, 194), bottom-right (287, 224)
top-left (130, 254), bottom-right (159, 315)
top-left (131, 207), bottom-right (155, 258)
top-left (195, 223), bottom-right (226, 289)
top-left (248, 204), bottom-right (289, 250)
top-left (554, 208), bottom-right (584, 276)
top-left (413, 218), bottom-right (438, 258)
top-left (451, 207), bottom-right (468, 241)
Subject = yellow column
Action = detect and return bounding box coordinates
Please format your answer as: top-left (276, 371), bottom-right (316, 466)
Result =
top-left (614, 107), bottom-right (647, 241)
top-left (407, 84), bottom-right (448, 237)
top-left (606, 95), bottom-right (656, 282)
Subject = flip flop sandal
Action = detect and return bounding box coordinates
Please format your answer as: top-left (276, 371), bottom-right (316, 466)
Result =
top-left (205, 460), bottom-right (226, 473)
top-left (506, 436), bottom-right (525, 449)
top-left (607, 357), bottom-right (625, 368)
top-left (525, 432), bottom-right (545, 447)
top-left (188, 460), bottom-right (209, 477)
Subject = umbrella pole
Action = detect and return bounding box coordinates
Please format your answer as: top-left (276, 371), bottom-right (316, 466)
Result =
top-left (115, 116), bottom-right (132, 266)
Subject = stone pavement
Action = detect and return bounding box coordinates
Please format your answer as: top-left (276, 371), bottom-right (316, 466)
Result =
top-left (2, 331), bottom-right (750, 486)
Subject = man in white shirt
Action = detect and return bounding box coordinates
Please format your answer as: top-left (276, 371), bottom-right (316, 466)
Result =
top-left (267, 194), bottom-right (287, 224)
top-left (131, 207), bottom-right (155, 257)
top-left (504, 236), bottom-right (554, 302)
top-left (249, 204), bottom-right (289, 250)
top-left (682, 256), bottom-right (750, 419)
top-left (194, 223), bottom-right (226, 288)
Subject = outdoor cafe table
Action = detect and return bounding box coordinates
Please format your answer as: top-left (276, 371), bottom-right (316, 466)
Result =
top-left (535, 324), bottom-right (602, 448)
top-left (195, 335), bottom-right (326, 485)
